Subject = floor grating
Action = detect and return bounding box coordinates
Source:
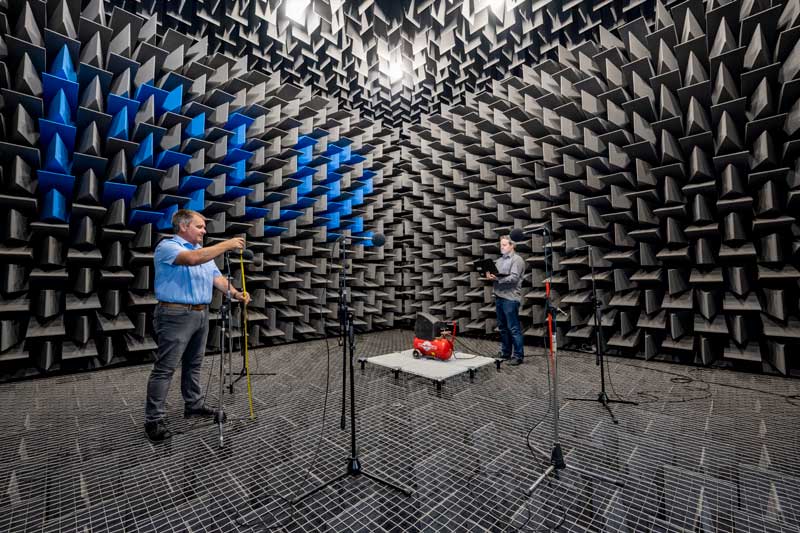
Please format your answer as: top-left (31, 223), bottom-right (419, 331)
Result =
top-left (1, 330), bottom-right (799, 532)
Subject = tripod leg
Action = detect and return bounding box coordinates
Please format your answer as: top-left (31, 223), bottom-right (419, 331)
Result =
top-left (218, 323), bottom-right (226, 449)
top-left (526, 464), bottom-right (556, 495)
top-left (296, 241), bottom-right (412, 504)
top-left (598, 392), bottom-right (619, 424)
top-left (291, 472), bottom-right (350, 505)
top-left (360, 471), bottom-right (413, 496)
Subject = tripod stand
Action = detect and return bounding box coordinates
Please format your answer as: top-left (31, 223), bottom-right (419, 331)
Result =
top-left (292, 237), bottom-right (412, 504)
top-left (230, 361), bottom-right (275, 392)
top-left (220, 253), bottom-right (272, 426)
top-left (566, 244), bottom-right (637, 424)
top-left (215, 252), bottom-right (236, 448)
top-left (525, 229), bottom-right (625, 495)
top-left (228, 254), bottom-right (275, 394)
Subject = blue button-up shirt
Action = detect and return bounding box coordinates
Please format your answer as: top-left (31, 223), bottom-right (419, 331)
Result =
top-left (154, 235), bottom-right (221, 304)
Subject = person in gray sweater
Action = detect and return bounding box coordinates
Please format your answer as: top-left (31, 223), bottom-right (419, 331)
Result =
top-left (485, 235), bottom-right (526, 365)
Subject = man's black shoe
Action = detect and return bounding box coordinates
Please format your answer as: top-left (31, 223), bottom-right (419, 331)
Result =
top-left (497, 352), bottom-right (511, 360)
top-left (184, 405), bottom-right (217, 418)
top-left (507, 358), bottom-right (523, 366)
top-left (144, 420), bottom-right (172, 442)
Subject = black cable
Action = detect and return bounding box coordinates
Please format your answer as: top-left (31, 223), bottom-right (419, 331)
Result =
top-left (409, 289), bottom-right (564, 531)
top-left (565, 339), bottom-right (627, 404)
top-left (564, 345), bottom-right (713, 405)
top-left (562, 346), bottom-right (800, 407)
top-left (234, 330), bottom-right (335, 531)
top-left (452, 331), bottom-right (536, 361)
top-left (463, 467), bottom-right (567, 532)
top-left (516, 501), bottom-right (568, 533)
top-left (526, 327), bottom-right (554, 470)
top-left (684, 367), bottom-right (800, 408)
top-left (234, 245), bottom-right (338, 531)
top-left (603, 348), bottom-right (623, 402)
top-left (452, 335), bottom-right (489, 359)
top-left (629, 377), bottom-right (713, 405)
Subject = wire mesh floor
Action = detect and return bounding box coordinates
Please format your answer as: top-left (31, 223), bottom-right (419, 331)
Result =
top-left (1, 330), bottom-right (799, 532)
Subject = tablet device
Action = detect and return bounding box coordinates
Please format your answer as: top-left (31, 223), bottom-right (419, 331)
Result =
top-left (474, 258), bottom-right (507, 277)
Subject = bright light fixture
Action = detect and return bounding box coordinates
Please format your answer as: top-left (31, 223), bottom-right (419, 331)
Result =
top-left (489, 0), bottom-right (506, 17)
top-left (285, 0), bottom-right (310, 24)
top-left (388, 62), bottom-right (404, 82)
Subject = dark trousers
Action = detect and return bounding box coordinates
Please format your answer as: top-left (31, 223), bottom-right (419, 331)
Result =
top-left (496, 297), bottom-right (524, 359)
top-left (145, 306), bottom-right (209, 423)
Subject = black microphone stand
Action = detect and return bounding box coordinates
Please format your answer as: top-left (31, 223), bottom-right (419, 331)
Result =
top-left (339, 248), bottom-right (348, 430)
top-left (216, 252), bottom-right (235, 448)
top-left (229, 253), bottom-right (275, 394)
top-left (525, 229), bottom-right (625, 495)
top-left (566, 244), bottom-right (637, 423)
top-left (292, 236), bottom-right (412, 504)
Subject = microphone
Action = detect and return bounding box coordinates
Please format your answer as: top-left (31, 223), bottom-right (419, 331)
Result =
top-left (510, 227), bottom-right (548, 242)
top-left (237, 248), bottom-right (263, 267)
top-left (337, 233), bottom-right (386, 246)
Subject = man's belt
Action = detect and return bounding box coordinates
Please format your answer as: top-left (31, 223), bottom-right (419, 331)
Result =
top-left (157, 302), bottom-right (208, 311)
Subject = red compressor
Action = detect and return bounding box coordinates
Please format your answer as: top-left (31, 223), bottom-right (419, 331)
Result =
top-left (412, 313), bottom-right (457, 361)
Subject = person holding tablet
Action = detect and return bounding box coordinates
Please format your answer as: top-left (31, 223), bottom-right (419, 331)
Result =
top-left (485, 235), bottom-right (526, 365)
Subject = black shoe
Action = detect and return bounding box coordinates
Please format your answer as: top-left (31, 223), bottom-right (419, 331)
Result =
top-left (507, 358), bottom-right (523, 366)
top-left (184, 405), bottom-right (225, 422)
top-left (144, 420), bottom-right (172, 442)
top-left (497, 352), bottom-right (511, 360)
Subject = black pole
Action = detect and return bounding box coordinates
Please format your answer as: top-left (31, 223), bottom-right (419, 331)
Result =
top-left (340, 241), bottom-right (348, 431)
top-left (566, 245), bottom-right (637, 423)
top-left (589, 247), bottom-right (608, 393)
top-left (291, 236), bottom-right (412, 505)
top-left (216, 252), bottom-right (234, 448)
top-left (229, 256), bottom-right (276, 393)
top-left (346, 309), bottom-right (360, 473)
top-left (527, 231), bottom-right (626, 495)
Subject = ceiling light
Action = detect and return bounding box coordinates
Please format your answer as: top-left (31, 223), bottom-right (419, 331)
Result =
top-left (388, 62), bottom-right (404, 82)
top-left (285, 0), bottom-right (310, 24)
top-left (489, 0), bottom-right (506, 17)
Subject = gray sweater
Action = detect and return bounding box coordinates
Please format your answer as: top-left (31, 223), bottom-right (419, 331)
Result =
top-left (493, 251), bottom-right (526, 302)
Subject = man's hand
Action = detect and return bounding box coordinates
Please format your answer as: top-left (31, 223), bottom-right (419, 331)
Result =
top-left (224, 237), bottom-right (246, 252)
top-left (486, 272), bottom-right (497, 281)
top-left (234, 291), bottom-right (252, 305)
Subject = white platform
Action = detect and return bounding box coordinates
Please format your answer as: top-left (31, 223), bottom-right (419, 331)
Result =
top-left (361, 349), bottom-right (496, 383)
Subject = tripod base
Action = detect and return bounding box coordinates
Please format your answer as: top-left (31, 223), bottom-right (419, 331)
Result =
top-left (526, 442), bottom-right (625, 495)
top-left (217, 409), bottom-right (226, 449)
top-left (230, 368), bottom-right (276, 393)
top-left (292, 458), bottom-right (413, 505)
top-left (566, 392), bottom-right (638, 425)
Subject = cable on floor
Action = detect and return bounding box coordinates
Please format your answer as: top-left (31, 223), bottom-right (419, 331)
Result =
top-left (562, 344), bottom-right (800, 407)
top-left (463, 466), bottom-right (567, 532)
top-left (452, 335), bottom-right (491, 359)
top-left (233, 245), bottom-right (339, 531)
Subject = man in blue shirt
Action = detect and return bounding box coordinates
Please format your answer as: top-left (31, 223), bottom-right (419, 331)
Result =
top-left (145, 209), bottom-right (252, 442)
top-left (486, 235), bottom-right (526, 366)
